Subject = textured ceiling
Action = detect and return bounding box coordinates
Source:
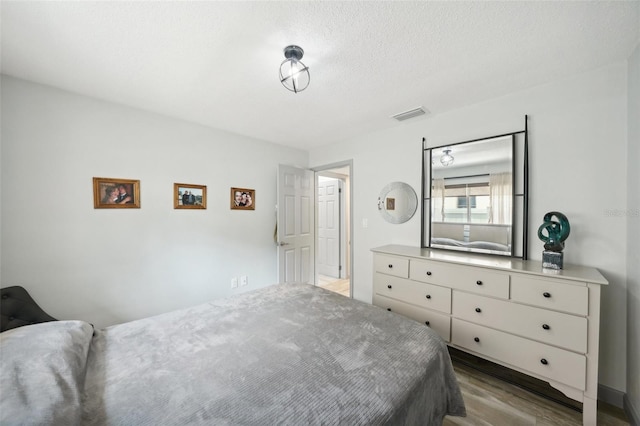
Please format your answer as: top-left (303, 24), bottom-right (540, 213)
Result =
top-left (1, 1), bottom-right (638, 150)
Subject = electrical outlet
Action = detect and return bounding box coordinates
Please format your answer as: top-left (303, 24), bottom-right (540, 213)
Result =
top-left (231, 277), bottom-right (238, 288)
top-left (240, 276), bottom-right (248, 286)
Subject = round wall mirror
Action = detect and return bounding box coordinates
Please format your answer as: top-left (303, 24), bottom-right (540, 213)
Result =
top-left (378, 182), bottom-right (418, 224)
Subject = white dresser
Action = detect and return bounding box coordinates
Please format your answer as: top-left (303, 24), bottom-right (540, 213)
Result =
top-left (371, 244), bottom-right (608, 426)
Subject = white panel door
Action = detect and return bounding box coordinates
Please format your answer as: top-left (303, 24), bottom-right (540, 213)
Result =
top-left (277, 164), bottom-right (314, 284)
top-left (317, 178), bottom-right (340, 278)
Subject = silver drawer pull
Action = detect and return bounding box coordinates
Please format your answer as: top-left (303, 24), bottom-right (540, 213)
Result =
top-left (474, 337), bottom-right (480, 343)
top-left (543, 292), bottom-right (551, 298)
top-left (475, 307), bottom-right (482, 313)
top-left (540, 358), bottom-right (549, 365)
top-left (542, 324), bottom-right (550, 330)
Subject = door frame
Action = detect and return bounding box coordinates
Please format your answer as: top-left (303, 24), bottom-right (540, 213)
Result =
top-left (312, 160), bottom-right (353, 298)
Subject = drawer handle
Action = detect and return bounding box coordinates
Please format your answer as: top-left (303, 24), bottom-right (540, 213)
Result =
top-left (387, 284), bottom-right (392, 289)
top-left (388, 264), bottom-right (393, 269)
top-left (425, 321), bottom-right (430, 326)
top-left (476, 280), bottom-right (483, 286)
top-left (540, 358), bottom-right (549, 365)
top-left (387, 308), bottom-right (392, 312)
top-left (426, 271), bottom-right (432, 276)
top-left (475, 307), bottom-right (482, 313)
top-left (542, 324), bottom-right (550, 330)
top-left (474, 337), bottom-right (480, 343)
top-left (543, 292), bottom-right (551, 298)
top-left (426, 294), bottom-right (431, 299)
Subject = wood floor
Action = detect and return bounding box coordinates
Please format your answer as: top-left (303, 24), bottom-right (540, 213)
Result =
top-left (444, 360), bottom-right (630, 426)
top-left (318, 274), bottom-right (350, 297)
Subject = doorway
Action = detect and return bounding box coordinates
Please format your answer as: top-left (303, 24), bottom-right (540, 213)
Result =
top-left (314, 161), bottom-right (352, 298)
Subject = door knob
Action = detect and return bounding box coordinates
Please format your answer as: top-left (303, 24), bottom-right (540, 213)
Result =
top-left (278, 242), bottom-right (290, 246)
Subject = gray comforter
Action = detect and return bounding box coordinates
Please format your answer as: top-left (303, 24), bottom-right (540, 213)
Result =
top-left (1, 283), bottom-right (465, 425)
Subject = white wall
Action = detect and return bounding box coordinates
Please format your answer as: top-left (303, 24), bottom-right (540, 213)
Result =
top-left (626, 42), bottom-right (640, 422)
top-left (310, 62), bottom-right (629, 393)
top-left (0, 75), bottom-right (308, 328)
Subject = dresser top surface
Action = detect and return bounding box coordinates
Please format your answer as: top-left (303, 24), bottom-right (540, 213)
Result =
top-left (371, 245), bottom-right (608, 285)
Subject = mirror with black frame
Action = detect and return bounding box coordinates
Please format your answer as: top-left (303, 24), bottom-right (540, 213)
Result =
top-left (422, 121), bottom-right (528, 258)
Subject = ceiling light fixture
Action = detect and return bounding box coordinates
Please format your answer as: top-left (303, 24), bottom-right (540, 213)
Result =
top-left (279, 45), bottom-right (310, 93)
top-left (440, 148), bottom-right (454, 166)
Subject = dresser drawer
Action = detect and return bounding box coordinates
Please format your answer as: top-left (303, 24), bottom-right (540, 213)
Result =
top-left (409, 259), bottom-right (456, 286)
top-left (373, 294), bottom-right (451, 342)
top-left (511, 275), bottom-right (588, 316)
top-left (374, 254), bottom-right (409, 278)
top-left (374, 274), bottom-right (451, 314)
top-left (452, 291), bottom-right (587, 353)
top-left (410, 260), bottom-right (509, 299)
top-left (451, 319), bottom-right (586, 390)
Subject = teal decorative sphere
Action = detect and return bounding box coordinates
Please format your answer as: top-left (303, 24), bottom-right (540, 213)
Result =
top-left (537, 212), bottom-right (570, 252)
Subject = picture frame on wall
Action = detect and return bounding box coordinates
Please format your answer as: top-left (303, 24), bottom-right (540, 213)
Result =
top-left (93, 177), bottom-right (140, 208)
top-left (386, 197), bottom-right (396, 211)
top-left (230, 187), bottom-right (255, 210)
top-left (175, 183), bottom-right (207, 209)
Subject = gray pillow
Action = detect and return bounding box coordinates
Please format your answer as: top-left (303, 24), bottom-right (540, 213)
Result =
top-left (0, 320), bottom-right (94, 425)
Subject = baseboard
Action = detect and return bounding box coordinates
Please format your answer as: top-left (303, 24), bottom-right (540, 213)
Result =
top-left (624, 394), bottom-right (640, 426)
top-left (599, 383), bottom-right (625, 408)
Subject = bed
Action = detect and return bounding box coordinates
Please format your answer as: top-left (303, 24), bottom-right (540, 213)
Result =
top-left (431, 222), bottom-right (511, 254)
top-left (0, 283), bottom-right (466, 425)
top-left (431, 237), bottom-right (510, 252)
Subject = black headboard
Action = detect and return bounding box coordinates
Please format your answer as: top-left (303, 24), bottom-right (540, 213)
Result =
top-left (1, 286), bottom-right (57, 333)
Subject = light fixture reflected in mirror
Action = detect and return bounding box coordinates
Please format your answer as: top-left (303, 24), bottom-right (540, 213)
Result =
top-left (440, 148), bottom-right (454, 166)
top-left (279, 45), bottom-right (310, 93)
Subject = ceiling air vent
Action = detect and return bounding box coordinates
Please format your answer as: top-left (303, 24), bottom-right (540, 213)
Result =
top-left (392, 107), bottom-right (429, 122)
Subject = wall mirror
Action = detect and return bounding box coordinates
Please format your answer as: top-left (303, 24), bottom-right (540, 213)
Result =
top-left (422, 119), bottom-right (528, 258)
top-left (378, 182), bottom-right (418, 224)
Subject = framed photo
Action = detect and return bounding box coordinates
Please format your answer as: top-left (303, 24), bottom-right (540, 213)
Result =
top-left (230, 187), bottom-right (255, 210)
top-left (175, 183), bottom-right (207, 209)
top-left (386, 197), bottom-right (396, 210)
top-left (93, 177), bottom-right (140, 208)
